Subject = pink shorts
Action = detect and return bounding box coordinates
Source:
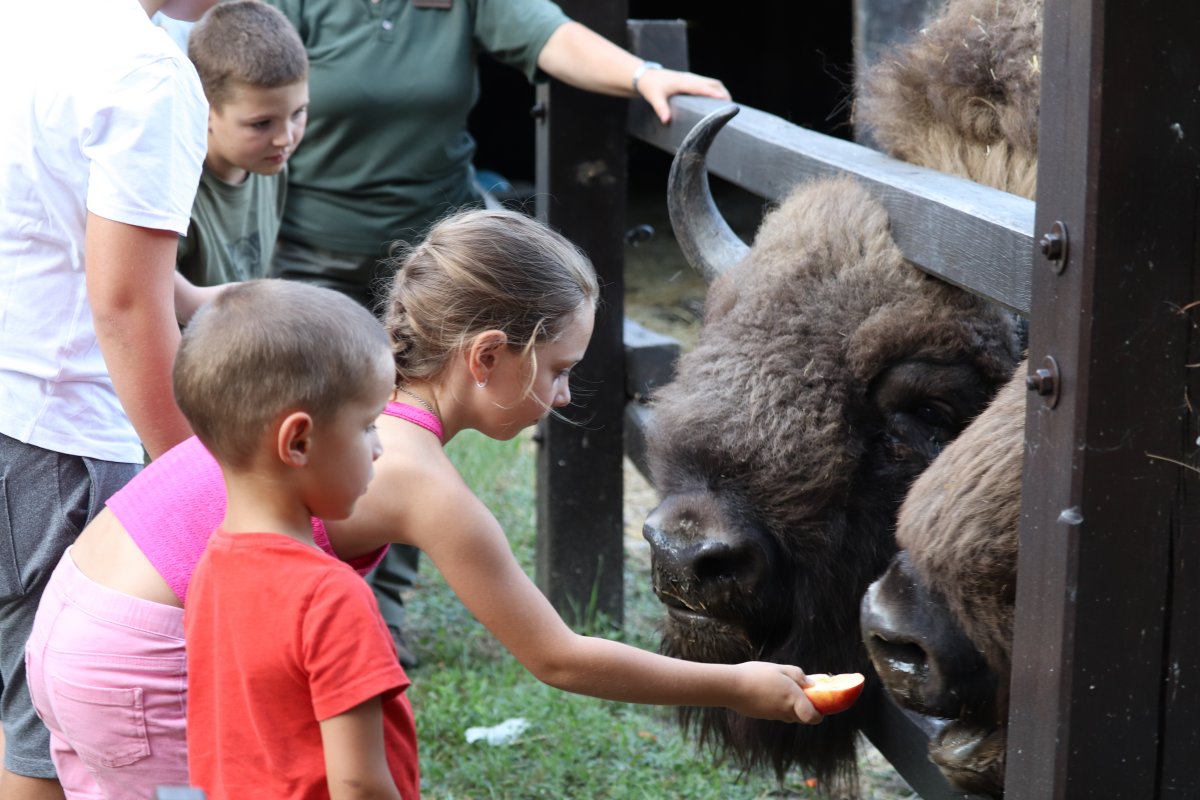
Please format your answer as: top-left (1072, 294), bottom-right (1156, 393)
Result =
top-left (25, 549), bottom-right (188, 800)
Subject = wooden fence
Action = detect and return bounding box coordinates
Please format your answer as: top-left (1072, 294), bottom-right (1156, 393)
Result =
top-left (534, 1), bottom-right (1199, 797)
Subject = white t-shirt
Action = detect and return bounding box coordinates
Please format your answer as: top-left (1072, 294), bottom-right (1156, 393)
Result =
top-left (0, 0), bottom-right (208, 463)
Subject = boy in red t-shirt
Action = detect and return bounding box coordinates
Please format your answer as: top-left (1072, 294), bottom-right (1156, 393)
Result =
top-left (179, 279), bottom-right (417, 799)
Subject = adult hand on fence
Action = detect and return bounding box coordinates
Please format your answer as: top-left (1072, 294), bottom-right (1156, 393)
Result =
top-left (536, 22), bottom-right (730, 126)
top-left (636, 67), bottom-right (731, 124)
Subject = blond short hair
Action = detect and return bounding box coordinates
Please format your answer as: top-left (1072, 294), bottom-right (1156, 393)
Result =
top-left (174, 280), bottom-right (390, 468)
top-left (382, 209), bottom-right (599, 385)
top-left (188, 0), bottom-right (307, 109)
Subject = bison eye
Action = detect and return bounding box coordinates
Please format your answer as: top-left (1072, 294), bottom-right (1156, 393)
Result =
top-left (914, 402), bottom-right (953, 430)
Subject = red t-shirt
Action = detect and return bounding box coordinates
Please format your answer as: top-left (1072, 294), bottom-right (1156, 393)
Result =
top-left (186, 529), bottom-right (419, 799)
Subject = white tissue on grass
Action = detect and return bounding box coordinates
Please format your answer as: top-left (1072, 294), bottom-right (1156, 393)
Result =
top-left (464, 717), bottom-right (530, 745)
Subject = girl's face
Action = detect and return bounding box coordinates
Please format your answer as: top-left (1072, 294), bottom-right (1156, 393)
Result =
top-left (482, 305), bottom-right (595, 440)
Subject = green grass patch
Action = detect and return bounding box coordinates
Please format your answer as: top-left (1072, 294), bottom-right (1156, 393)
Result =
top-left (404, 430), bottom-right (824, 799)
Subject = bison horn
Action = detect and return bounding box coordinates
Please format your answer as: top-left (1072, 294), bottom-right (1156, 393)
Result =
top-left (667, 104), bottom-right (751, 283)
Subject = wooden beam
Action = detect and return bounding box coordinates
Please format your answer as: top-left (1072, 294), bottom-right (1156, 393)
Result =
top-left (534, 0), bottom-right (628, 626)
top-left (1007, 0), bottom-right (1200, 796)
top-left (626, 19), bottom-right (688, 73)
top-left (627, 96), bottom-right (1035, 316)
top-left (858, 687), bottom-right (991, 800)
top-left (623, 318), bottom-right (679, 402)
top-left (623, 402), bottom-right (652, 488)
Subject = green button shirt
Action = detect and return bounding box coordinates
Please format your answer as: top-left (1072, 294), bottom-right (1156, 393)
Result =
top-left (268, 0), bottom-right (568, 255)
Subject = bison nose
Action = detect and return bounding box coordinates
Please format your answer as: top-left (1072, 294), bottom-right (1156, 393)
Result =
top-left (642, 498), bottom-right (770, 611)
top-left (860, 574), bottom-right (935, 705)
top-left (861, 553), bottom-right (995, 719)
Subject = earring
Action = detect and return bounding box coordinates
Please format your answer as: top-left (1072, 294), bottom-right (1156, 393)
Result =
top-left (476, 379), bottom-right (488, 389)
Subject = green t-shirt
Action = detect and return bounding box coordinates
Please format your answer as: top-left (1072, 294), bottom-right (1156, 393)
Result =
top-left (267, 0), bottom-right (569, 256)
top-left (177, 163), bottom-right (287, 286)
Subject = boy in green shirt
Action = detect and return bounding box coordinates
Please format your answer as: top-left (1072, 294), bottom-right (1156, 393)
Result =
top-left (178, 0), bottom-right (308, 286)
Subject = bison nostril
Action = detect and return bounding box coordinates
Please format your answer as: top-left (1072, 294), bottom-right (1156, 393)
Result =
top-left (694, 546), bottom-right (737, 583)
top-left (692, 539), bottom-right (765, 586)
top-left (867, 634), bottom-right (930, 679)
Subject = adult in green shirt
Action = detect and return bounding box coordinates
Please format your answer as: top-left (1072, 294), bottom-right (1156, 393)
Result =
top-left (266, 0), bottom-right (730, 667)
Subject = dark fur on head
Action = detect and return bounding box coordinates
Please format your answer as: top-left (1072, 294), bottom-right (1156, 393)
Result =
top-left (897, 370), bottom-right (1023, 681)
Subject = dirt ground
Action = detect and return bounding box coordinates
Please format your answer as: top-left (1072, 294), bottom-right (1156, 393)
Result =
top-left (619, 179), bottom-right (917, 799)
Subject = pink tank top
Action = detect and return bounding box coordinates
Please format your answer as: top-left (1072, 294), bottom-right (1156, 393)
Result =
top-left (382, 400), bottom-right (444, 440)
top-left (106, 402), bottom-right (439, 604)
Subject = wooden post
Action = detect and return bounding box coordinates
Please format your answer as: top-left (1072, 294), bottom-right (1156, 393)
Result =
top-left (1007, 0), bottom-right (1200, 796)
top-left (533, 0), bottom-right (628, 626)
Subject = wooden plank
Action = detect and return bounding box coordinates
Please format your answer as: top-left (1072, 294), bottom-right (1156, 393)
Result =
top-left (624, 402), bottom-right (652, 487)
top-left (623, 317), bottom-right (679, 402)
top-left (533, 0), bottom-right (628, 626)
top-left (1006, 0), bottom-right (1200, 796)
top-left (626, 19), bottom-right (688, 73)
top-left (858, 687), bottom-right (990, 800)
top-left (626, 95), bottom-right (1034, 316)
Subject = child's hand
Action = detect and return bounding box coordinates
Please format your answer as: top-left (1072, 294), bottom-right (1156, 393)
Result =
top-left (729, 662), bottom-right (824, 724)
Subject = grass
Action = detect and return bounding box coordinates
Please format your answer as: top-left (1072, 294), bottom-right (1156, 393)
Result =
top-left (403, 429), bottom-right (829, 799)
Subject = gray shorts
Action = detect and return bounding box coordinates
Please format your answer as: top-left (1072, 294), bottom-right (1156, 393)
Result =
top-left (0, 432), bottom-right (138, 778)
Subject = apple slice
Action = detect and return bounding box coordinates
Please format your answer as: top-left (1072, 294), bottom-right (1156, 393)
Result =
top-left (802, 672), bottom-right (865, 715)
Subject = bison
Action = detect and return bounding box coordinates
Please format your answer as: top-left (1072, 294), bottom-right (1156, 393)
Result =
top-left (860, 370), bottom-right (1024, 798)
top-left (642, 0), bottom-right (1039, 791)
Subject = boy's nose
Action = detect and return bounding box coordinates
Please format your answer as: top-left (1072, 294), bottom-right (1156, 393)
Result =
top-left (273, 125), bottom-right (299, 147)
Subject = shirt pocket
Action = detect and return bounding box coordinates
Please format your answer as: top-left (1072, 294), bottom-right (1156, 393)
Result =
top-left (50, 674), bottom-right (151, 768)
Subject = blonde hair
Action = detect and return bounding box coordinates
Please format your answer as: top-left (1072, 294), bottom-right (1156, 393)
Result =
top-left (383, 209), bottom-right (599, 385)
top-left (174, 280), bottom-right (390, 469)
top-left (188, 0), bottom-right (308, 109)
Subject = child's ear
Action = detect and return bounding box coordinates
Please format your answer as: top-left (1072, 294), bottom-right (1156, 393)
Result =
top-left (465, 330), bottom-right (508, 385)
top-left (277, 411), bottom-right (315, 467)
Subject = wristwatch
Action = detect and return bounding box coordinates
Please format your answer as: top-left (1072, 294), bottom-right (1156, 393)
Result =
top-left (632, 60), bottom-right (663, 94)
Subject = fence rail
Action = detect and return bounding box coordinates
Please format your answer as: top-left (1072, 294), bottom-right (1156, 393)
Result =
top-left (627, 93), bottom-right (1035, 316)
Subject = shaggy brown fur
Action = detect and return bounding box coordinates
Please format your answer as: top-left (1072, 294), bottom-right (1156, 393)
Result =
top-left (861, 369), bottom-right (1025, 797)
top-left (855, 0), bottom-right (1042, 200)
top-left (895, 370), bottom-right (1023, 678)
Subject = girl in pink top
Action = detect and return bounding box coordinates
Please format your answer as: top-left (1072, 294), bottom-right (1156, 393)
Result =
top-left (25, 209), bottom-right (823, 800)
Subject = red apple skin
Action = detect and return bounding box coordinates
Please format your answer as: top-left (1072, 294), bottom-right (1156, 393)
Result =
top-left (802, 672), bottom-right (865, 715)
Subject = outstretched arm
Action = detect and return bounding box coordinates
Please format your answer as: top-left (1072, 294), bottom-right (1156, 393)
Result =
top-left (86, 213), bottom-right (192, 458)
top-left (343, 449), bottom-right (821, 724)
top-left (536, 21), bottom-right (730, 124)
